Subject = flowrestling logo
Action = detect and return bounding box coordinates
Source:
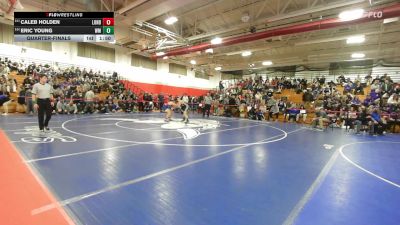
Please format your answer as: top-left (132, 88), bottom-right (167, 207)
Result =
top-left (99, 118), bottom-right (221, 140)
top-left (367, 11), bottom-right (383, 19)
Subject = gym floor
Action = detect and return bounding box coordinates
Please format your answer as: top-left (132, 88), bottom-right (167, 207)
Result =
top-left (0, 112), bottom-right (399, 225)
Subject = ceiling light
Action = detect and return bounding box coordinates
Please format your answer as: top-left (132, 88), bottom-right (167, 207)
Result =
top-left (156, 52), bottom-right (165, 56)
top-left (163, 56), bottom-right (168, 59)
top-left (190, 60), bottom-right (196, 65)
top-left (215, 66), bottom-right (222, 71)
top-left (241, 12), bottom-right (250, 23)
top-left (164, 16), bottom-right (178, 25)
top-left (339, 9), bottom-right (364, 21)
top-left (211, 37), bottom-right (222, 45)
top-left (351, 53), bottom-right (365, 58)
top-left (346, 35), bottom-right (365, 44)
top-left (262, 61), bottom-right (273, 66)
top-left (205, 48), bottom-right (214, 53)
top-left (242, 51), bottom-right (252, 57)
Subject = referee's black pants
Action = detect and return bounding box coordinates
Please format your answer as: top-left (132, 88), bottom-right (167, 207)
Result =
top-left (37, 98), bottom-right (52, 130)
top-left (203, 104), bottom-right (211, 117)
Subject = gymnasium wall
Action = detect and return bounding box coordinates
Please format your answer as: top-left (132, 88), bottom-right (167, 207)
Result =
top-left (122, 80), bottom-right (209, 96)
top-left (233, 67), bottom-right (400, 84)
top-left (295, 68), bottom-right (400, 82)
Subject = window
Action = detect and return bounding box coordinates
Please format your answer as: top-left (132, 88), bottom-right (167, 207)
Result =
top-left (77, 42), bottom-right (115, 62)
top-left (329, 60), bottom-right (373, 76)
top-left (195, 70), bottom-right (209, 80)
top-left (0, 24), bottom-right (52, 51)
top-left (0, 23), bottom-right (14, 44)
top-left (131, 54), bottom-right (157, 70)
top-left (169, 63), bottom-right (187, 75)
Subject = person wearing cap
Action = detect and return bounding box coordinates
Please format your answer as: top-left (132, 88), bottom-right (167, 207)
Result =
top-left (32, 74), bottom-right (54, 132)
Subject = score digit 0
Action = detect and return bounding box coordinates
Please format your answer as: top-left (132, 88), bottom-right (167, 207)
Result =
top-left (103, 26), bottom-right (114, 34)
top-left (102, 18), bottom-right (114, 26)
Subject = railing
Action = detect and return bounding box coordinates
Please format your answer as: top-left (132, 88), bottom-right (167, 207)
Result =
top-left (119, 79), bottom-right (145, 95)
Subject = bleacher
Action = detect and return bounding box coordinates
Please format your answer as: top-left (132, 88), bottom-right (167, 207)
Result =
top-left (1, 71), bottom-right (19, 113)
top-left (1, 70), bottom-right (114, 114)
top-left (0, 71), bottom-right (388, 122)
top-left (1, 55), bottom-right (398, 134)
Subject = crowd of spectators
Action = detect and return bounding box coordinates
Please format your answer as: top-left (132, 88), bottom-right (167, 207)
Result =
top-left (212, 74), bottom-right (399, 135)
top-left (0, 58), bottom-right (17, 115)
top-left (1, 56), bottom-right (399, 134)
top-left (1, 57), bottom-right (141, 115)
top-left (1, 57), bottom-right (204, 115)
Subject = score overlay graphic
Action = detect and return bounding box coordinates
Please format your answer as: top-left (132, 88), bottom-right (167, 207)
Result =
top-left (14, 12), bottom-right (114, 42)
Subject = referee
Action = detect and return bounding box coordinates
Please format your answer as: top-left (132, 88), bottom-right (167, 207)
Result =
top-left (32, 74), bottom-right (54, 132)
top-left (180, 93), bottom-right (189, 124)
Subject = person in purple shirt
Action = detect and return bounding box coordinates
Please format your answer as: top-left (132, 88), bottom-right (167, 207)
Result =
top-left (351, 96), bottom-right (361, 105)
top-left (363, 95), bottom-right (372, 107)
top-left (344, 83), bottom-right (353, 94)
top-left (370, 89), bottom-right (380, 102)
top-left (0, 91), bottom-right (12, 115)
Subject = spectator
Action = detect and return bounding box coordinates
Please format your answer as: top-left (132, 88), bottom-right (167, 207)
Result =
top-left (354, 83), bottom-right (364, 95)
top-left (158, 93), bottom-right (164, 112)
top-left (311, 108), bottom-right (329, 129)
top-left (219, 81), bottom-right (224, 91)
top-left (203, 92), bottom-right (212, 118)
top-left (56, 98), bottom-right (67, 114)
top-left (17, 86), bottom-right (26, 113)
top-left (267, 96), bottom-right (279, 121)
top-left (369, 108), bottom-right (386, 135)
top-left (354, 106), bottom-right (368, 134)
top-left (387, 93), bottom-right (398, 106)
top-left (66, 101), bottom-right (78, 114)
top-left (84, 88), bottom-right (95, 114)
top-left (299, 105), bottom-right (307, 123)
top-left (0, 91), bottom-right (12, 115)
top-left (213, 98), bottom-right (219, 116)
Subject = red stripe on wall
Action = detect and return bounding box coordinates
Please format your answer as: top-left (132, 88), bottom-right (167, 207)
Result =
top-left (123, 81), bottom-right (211, 96)
top-left (0, 130), bottom-right (75, 225)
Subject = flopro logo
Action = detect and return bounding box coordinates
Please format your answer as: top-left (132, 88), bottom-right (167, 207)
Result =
top-left (368, 11), bottom-right (383, 19)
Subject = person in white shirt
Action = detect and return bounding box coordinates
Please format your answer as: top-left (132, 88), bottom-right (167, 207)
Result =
top-left (181, 93), bottom-right (189, 105)
top-left (203, 93), bottom-right (212, 118)
top-left (56, 98), bottom-right (66, 114)
top-left (180, 94), bottom-right (190, 124)
top-left (387, 93), bottom-right (399, 105)
top-left (84, 89), bottom-right (95, 113)
top-left (66, 101), bottom-right (78, 114)
top-left (32, 74), bottom-right (54, 132)
top-left (1, 65), bottom-right (10, 79)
